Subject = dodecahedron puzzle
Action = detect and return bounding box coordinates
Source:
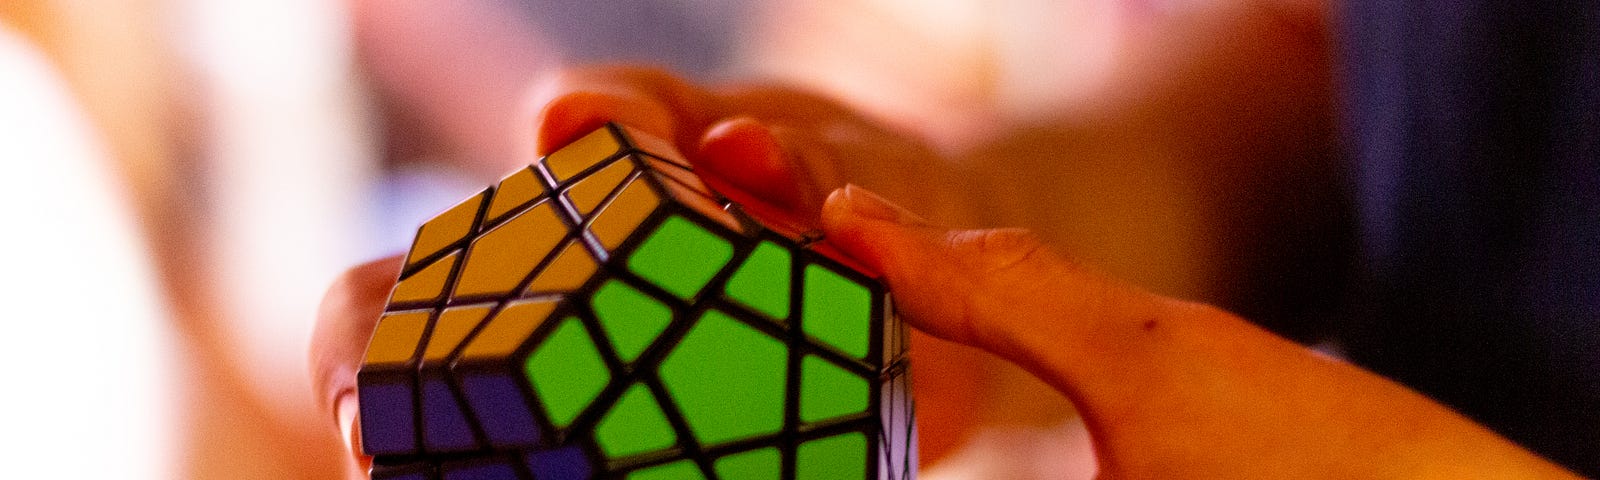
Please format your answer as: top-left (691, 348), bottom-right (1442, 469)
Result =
top-left (358, 123), bottom-right (915, 480)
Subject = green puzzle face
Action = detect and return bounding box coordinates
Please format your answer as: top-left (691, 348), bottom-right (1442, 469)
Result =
top-left (357, 123), bottom-right (915, 480)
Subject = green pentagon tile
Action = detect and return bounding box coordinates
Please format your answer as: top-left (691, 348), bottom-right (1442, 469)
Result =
top-left (659, 310), bottom-right (788, 445)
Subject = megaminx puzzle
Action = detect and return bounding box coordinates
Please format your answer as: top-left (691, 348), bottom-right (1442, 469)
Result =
top-left (358, 123), bottom-right (915, 480)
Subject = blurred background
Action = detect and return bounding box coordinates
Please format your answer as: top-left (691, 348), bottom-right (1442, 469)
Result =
top-left (0, 0), bottom-right (1336, 478)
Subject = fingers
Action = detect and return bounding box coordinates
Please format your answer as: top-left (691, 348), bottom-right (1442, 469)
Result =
top-left (527, 67), bottom-right (888, 222)
top-left (817, 183), bottom-right (1219, 470)
top-left (823, 184), bottom-right (1056, 347)
top-left (528, 65), bottom-right (722, 156)
top-left (527, 66), bottom-right (963, 248)
top-left (819, 184), bottom-right (1178, 374)
top-left (713, 83), bottom-right (869, 132)
top-left (533, 89), bottom-right (677, 154)
top-left (309, 255), bottom-right (404, 464)
top-left (526, 67), bottom-right (830, 225)
top-left (696, 118), bottom-right (812, 211)
top-left (696, 117), bottom-right (841, 230)
top-left (816, 184), bottom-right (1588, 478)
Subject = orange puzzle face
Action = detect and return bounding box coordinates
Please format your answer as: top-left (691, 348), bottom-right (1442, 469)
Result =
top-left (357, 123), bottom-right (915, 480)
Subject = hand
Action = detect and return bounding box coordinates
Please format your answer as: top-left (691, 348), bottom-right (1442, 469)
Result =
top-left (312, 66), bottom-right (1576, 478)
top-left (311, 65), bottom-right (995, 473)
top-left (522, 66), bottom-right (972, 227)
top-left (818, 185), bottom-right (1579, 478)
top-left (516, 66), bottom-right (1579, 477)
top-left (523, 67), bottom-right (1016, 462)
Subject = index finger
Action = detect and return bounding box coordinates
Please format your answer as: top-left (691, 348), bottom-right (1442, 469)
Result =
top-left (527, 65), bottom-right (724, 156)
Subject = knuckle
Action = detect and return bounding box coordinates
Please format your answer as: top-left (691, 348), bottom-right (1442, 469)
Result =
top-left (937, 229), bottom-right (1055, 348)
top-left (947, 228), bottom-right (1052, 274)
top-left (941, 229), bottom-right (1082, 350)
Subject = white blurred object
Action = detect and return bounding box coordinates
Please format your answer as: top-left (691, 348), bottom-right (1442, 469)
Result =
top-left (0, 25), bottom-right (176, 480)
top-left (174, 0), bottom-right (376, 419)
top-left (744, 0), bottom-right (1122, 150)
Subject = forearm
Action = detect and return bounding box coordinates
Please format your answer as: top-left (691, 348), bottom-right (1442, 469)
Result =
top-left (989, 292), bottom-right (1581, 478)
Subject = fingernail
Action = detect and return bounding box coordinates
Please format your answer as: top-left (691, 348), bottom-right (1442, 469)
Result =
top-left (335, 391), bottom-right (359, 454)
top-left (842, 184), bottom-right (921, 224)
top-left (699, 118), bottom-right (781, 173)
top-left (698, 118), bottom-right (810, 211)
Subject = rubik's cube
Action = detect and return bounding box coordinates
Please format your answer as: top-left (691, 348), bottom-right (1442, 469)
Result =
top-left (358, 123), bottom-right (915, 480)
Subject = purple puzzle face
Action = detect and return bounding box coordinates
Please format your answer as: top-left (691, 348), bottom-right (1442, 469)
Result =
top-left (357, 123), bottom-right (916, 480)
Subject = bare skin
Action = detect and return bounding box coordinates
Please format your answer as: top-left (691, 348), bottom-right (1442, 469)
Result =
top-left (311, 68), bottom-right (1580, 478)
top-left (319, 2), bottom-right (1574, 477)
top-left (341, 0), bottom-right (1347, 465)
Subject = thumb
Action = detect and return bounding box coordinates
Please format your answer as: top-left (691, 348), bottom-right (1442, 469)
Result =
top-left (818, 183), bottom-right (1208, 467)
top-left (819, 186), bottom-right (1583, 480)
top-left (819, 184), bottom-right (1174, 374)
